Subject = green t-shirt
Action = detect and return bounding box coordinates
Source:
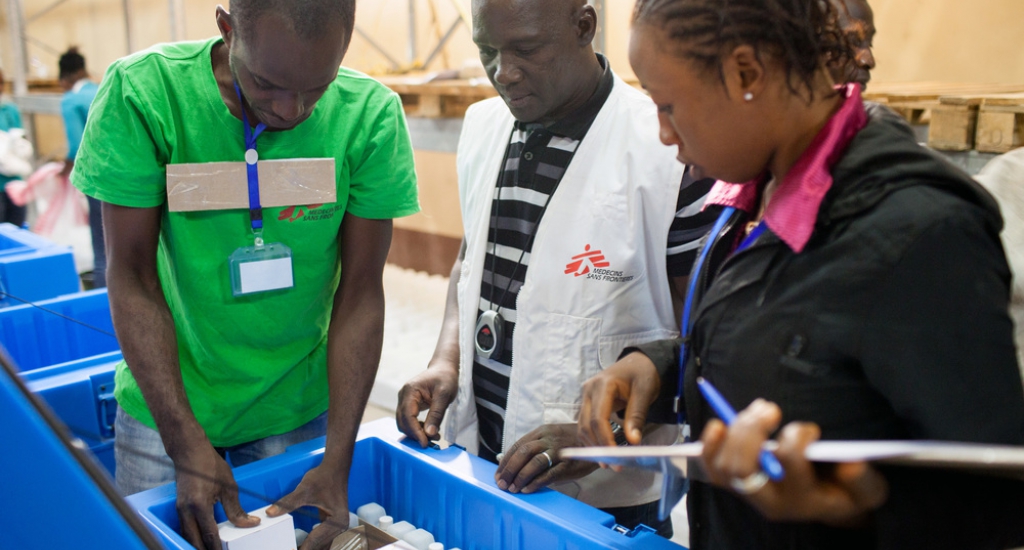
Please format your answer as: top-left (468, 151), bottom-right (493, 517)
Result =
top-left (73, 38), bottom-right (419, 446)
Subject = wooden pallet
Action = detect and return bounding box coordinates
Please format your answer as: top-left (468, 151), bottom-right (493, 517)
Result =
top-left (378, 75), bottom-right (498, 118)
top-left (975, 94), bottom-right (1024, 153)
top-left (887, 100), bottom-right (938, 125)
top-left (929, 95), bottom-right (985, 151)
top-left (865, 83), bottom-right (1024, 138)
top-left (926, 92), bottom-right (1024, 152)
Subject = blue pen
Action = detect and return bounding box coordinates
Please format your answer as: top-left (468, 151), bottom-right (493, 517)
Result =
top-left (696, 377), bottom-right (785, 481)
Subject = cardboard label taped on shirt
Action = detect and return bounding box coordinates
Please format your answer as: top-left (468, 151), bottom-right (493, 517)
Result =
top-left (165, 158), bottom-right (336, 212)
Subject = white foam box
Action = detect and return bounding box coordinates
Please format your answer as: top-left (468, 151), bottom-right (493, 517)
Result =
top-left (218, 505), bottom-right (297, 550)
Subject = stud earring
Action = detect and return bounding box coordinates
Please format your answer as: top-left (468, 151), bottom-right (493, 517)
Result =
top-left (744, 92), bottom-right (754, 101)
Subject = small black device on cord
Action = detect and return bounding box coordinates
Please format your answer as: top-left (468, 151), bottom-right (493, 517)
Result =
top-left (475, 125), bottom-right (565, 360)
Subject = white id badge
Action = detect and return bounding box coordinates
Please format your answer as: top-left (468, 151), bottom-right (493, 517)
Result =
top-left (229, 243), bottom-right (294, 297)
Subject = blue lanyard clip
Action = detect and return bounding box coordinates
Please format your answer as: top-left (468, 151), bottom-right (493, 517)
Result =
top-left (234, 83), bottom-right (268, 238)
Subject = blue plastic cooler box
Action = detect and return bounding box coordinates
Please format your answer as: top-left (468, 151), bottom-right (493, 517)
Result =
top-left (0, 223), bottom-right (80, 307)
top-left (129, 419), bottom-right (684, 550)
top-left (21, 351), bottom-right (124, 476)
top-left (0, 288), bottom-right (118, 372)
top-left (0, 354), bottom-right (160, 550)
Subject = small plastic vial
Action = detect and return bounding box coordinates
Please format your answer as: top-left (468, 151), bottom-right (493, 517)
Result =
top-left (294, 528), bottom-right (309, 546)
top-left (356, 502), bottom-right (387, 526)
top-left (428, 543), bottom-right (444, 550)
top-left (386, 520), bottom-right (417, 538)
top-left (378, 515), bottom-right (394, 531)
top-left (401, 528), bottom-right (436, 550)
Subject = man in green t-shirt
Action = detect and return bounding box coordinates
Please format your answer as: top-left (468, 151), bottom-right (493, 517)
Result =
top-left (72, 0), bottom-right (419, 548)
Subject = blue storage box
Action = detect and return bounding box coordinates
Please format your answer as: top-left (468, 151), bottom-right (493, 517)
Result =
top-left (0, 288), bottom-right (118, 372)
top-left (22, 351), bottom-right (124, 476)
top-left (129, 419), bottom-right (683, 550)
top-left (0, 357), bottom-right (158, 550)
top-left (0, 223), bottom-right (80, 307)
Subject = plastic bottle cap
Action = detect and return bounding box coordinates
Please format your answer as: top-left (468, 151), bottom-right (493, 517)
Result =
top-left (428, 544), bottom-right (444, 550)
top-left (379, 516), bottom-right (394, 529)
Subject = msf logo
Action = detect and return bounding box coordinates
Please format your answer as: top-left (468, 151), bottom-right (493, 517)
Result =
top-left (278, 204), bottom-right (323, 222)
top-left (565, 245), bottom-right (610, 277)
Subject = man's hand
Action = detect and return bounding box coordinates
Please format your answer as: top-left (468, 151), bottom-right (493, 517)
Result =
top-left (174, 444), bottom-right (258, 550)
top-left (699, 399), bottom-right (889, 526)
top-left (58, 160), bottom-right (73, 180)
top-left (495, 424), bottom-right (599, 494)
top-left (396, 361), bottom-right (459, 448)
top-left (267, 463), bottom-right (350, 550)
top-left (578, 351), bottom-right (661, 447)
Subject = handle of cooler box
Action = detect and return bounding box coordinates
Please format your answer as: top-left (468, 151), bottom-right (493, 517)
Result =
top-left (96, 385), bottom-right (116, 439)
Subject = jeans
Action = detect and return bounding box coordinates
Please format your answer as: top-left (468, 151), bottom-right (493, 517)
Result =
top-left (602, 500), bottom-right (674, 540)
top-left (0, 189), bottom-right (26, 227)
top-left (87, 196), bottom-right (106, 288)
top-left (114, 407), bottom-right (328, 496)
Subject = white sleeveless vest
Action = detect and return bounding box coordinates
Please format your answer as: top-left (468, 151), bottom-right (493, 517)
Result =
top-left (446, 74), bottom-right (684, 508)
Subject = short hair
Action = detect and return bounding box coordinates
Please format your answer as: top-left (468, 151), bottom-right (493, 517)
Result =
top-left (633, 0), bottom-right (852, 100)
top-left (59, 47), bottom-right (86, 80)
top-left (230, 0), bottom-right (357, 47)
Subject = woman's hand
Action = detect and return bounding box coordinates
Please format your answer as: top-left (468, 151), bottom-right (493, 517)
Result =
top-left (699, 399), bottom-right (889, 526)
top-left (578, 351), bottom-right (662, 447)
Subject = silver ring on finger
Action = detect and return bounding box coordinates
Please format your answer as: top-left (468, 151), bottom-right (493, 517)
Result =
top-left (539, 450), bottom-right (554, 469)
top-left (729, 471), bottom-right (769, 495)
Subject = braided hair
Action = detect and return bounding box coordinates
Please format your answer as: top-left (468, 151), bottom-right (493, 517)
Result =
top-left (633, 0), bottom-right (852, 100)
top-left (58, 47), bottom-right (86, 80)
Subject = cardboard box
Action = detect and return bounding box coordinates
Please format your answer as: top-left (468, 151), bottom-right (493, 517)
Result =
top-left (218, 505), bottom-right (296, 550)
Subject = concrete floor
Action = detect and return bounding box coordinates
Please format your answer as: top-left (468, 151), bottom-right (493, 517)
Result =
top-left (360, 402), bottom-right (393, 424)
top-left (367, 264), bottom-right (690, 547)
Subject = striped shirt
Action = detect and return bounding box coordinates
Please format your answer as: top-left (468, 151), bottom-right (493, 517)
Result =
top-left (472, 59), bottom-right (715, 462)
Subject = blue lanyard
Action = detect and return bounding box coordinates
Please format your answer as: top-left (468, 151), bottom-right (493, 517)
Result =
top-left (675, 207), bottom-right (767, 424)
top-left (234, 83), bottom-right (267, 235)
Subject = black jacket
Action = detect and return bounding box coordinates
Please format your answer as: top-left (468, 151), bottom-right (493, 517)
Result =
top-left (635, 105), bottom-right (1024, 550)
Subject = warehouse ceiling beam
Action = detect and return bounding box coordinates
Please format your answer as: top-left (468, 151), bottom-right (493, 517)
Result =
top-left (122, 0), bottom-right (135, 53)
top-left (6, 0), bottom-right (29, 96)
top-left (25, 33), bottom-right (62, 56)
top-left (407, 0), bottom-right (417, 66)
top-left (168, 0), bottom-right (186, 42)
top-left (421, 18), bottom-right (460, 70)
top-left (25, 0), bottom-right (71, 24)
top-left (444, 0), bottom-right (471, 28)
top-left (354, 25), bottom-right (402, 71)
top-left (589, 0), bottom-right (605, 54)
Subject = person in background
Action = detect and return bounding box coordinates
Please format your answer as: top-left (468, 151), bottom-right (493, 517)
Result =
top-left (71, 1), bottom-right (419, 549)
top-left (975, 148), bottom-right (1024, 375)
top-left (59, 47), bottom-right (104, 287)
top-left (395, 0), bottom-right (716, 537)
top-left (829, 0), bottom-right (876, 89)
top-left (577, 0), bottom-right (1024, 548)
top-left (0, 68), bottom-right (28, 227)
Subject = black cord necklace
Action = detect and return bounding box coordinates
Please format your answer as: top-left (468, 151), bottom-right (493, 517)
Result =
top-left (475, 125), bottom-right (565, 359)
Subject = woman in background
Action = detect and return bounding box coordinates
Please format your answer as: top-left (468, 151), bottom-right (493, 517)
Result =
top-left (577, 1), bottom-right (1024, 548)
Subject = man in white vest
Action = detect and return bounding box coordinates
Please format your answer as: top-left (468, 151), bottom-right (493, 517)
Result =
top-left (396, 0), bottom-right (715, 536)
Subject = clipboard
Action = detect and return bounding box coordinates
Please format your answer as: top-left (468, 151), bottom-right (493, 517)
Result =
top-left (560, 441), bottom-right (1024, 521)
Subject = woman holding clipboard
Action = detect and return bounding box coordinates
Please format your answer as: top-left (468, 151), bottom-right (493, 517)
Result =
top-left (576, 0), bottom-right (1024, 548)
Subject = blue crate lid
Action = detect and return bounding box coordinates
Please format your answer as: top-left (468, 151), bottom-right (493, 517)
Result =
top-left (0, 349), bottom-right (163, 549)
